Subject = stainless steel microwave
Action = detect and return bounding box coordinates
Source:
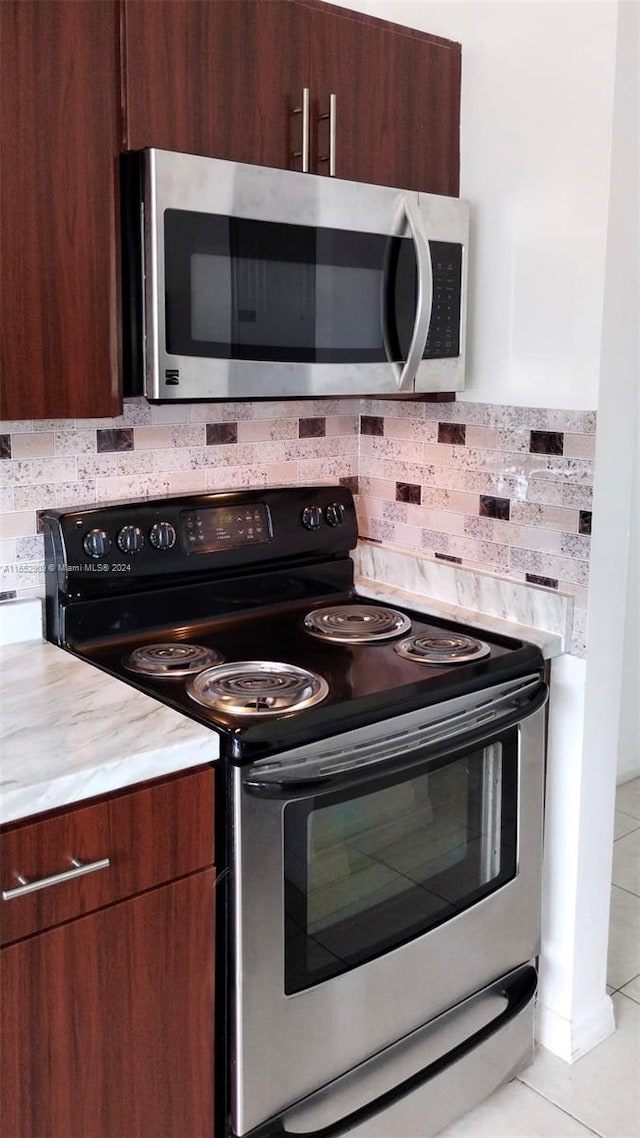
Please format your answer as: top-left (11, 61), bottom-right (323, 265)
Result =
top-left (123, 149), bottom-right (469, 401)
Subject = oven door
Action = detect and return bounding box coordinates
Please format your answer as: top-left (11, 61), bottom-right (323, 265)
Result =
top-left (231, 674), bottom-right (547, 1136)
top-left (142, 149), bottom-right (467, 400)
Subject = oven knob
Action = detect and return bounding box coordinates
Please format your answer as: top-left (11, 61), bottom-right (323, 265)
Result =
top-left (117, 525), bottom-right (145, 554)
top-left (325, 502), bottom-right (346, 527)
top-left (149, 521), bottom-right (177, 551)
top-left (83, 528), bottom-right (112, 559)
top-left (301, 505), bottom-right (322, 530)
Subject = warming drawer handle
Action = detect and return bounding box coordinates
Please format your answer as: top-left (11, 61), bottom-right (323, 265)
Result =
top-left (249, 966), bottom-right (538, 1138)
top-left (395, 196), bottom-right (433, 391)
top-left (1, 857), bottom-right (111, 901)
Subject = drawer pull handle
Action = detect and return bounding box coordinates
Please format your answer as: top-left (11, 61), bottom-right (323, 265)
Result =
top-left (1, 857), bottom-right (111, 901)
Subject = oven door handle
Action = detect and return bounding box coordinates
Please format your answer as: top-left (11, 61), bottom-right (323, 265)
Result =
top-left (244, 677), bottom-right (548, 799)
top-left (242, 965), bottom-right (537, 1138)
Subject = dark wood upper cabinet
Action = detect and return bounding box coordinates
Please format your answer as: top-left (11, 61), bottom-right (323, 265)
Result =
top-left (121, 0), bottom-right (460, 194)
top-left (122, 0), bottom-right (311, 170)
top-left (306, 2), bottom-right (460, 195)
top-left (0, 1), bottom-right (121, 420)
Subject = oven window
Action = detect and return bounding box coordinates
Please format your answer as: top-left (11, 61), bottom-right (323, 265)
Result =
top-left (284, 736), bottom-right (517, 994)
top-left (163, 209), bottom-right (462, 365)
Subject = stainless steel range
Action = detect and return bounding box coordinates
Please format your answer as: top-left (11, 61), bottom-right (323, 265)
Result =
top-left (43, 485), bottom-right (547, 1138)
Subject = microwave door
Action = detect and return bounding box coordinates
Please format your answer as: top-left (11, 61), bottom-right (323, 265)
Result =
top-left (139, 148), bottom-right (464, 400)
top-left (382, 197), bottom-right (433, 392)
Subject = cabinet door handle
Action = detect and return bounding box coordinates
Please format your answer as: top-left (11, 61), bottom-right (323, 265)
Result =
top-left (291, 87), bottom-right (310, 172)
top-left (1, 857), bottom-right (111, 900)
top-left (318, 93), bottom-right (337, 176)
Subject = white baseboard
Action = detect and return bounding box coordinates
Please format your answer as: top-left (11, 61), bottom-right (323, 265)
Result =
top-left (534, 993), bottom-right (616, 1062)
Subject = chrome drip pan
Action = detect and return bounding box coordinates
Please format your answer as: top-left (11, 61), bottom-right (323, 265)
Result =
top-left (303, 604), bottom-right (411, 643)
top-left (123, 642), bottom-right (224, 677)
top-left (186, 661), bottom-right (329, 717)
top-left (395, 632), bottom-right (490, 665)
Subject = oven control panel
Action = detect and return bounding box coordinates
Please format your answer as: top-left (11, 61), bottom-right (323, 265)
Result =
top-left (42, 485), bottom-right (358, 596)
top-left (181, 504), bottom-right (270, 554)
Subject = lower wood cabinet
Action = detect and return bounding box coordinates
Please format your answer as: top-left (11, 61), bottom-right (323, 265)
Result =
top-left (0, 869), bottom-right (216, 1138)
top-left (0, 770), bottom-right (216, 1138)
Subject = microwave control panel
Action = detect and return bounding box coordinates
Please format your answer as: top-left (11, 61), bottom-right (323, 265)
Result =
top-left (424, 241), bottom-right (463, 359)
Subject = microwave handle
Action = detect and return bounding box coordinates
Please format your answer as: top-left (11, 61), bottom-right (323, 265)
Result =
top-left (395, 196), bottom-right (433, 391)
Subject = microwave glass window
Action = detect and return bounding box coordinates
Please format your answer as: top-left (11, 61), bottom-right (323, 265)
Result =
top-left (284, 738), bottom-right (517, 994)
top-left (164, 209), bottom-right (462, 365)
top-left (314, 264), bottom-right (382, 350)
top-left (191, 253), bottom-right (316, 350)
top-left (191, 254), bottom-right (232, 345)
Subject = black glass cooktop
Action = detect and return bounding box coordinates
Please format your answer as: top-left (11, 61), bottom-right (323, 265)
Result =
top-left (76, 595), bottom-right (542, 762)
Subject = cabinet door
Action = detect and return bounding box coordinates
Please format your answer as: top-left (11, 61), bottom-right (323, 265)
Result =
top-left (122, 0), bottom-right (310, 171)
top-left (0, 767), bottom-right (215, 946)
top-left (307, 2), bottom-right (460, 195)
top-left (0, 870), bottom-right (215, 1138)
top-left (0, 1), bottom-right (121, 419)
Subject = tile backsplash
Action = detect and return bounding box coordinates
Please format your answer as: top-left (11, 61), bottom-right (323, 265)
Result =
top-left (0, 396), bottom-right (595, 656)
top-left (357, 398), bottom-right (595, 656)
top-left (0, 398), bottom-right (358, 595)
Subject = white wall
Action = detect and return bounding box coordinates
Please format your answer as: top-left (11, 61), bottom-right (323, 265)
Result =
top-left (334, 0), bottom-right (638, 1062)
top-left (595, 0), bottom-right (640, 787)
top-left (564, 0), bottom-right (639, 1043)
top-left (618, 417), bottom-right (640, 782)
top-left (330, 0), bottom-right (618, 409)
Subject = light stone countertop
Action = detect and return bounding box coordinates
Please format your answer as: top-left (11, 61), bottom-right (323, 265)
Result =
top-left (0, 630), bottom-right (217, 826)
top-left (356, 576), bottom-right (562, 658)
top-left (354, 541), bottom-right (570, 659)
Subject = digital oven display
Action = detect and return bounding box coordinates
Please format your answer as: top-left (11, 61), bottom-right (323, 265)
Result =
top-left (180, 505), bottom-right (270, 553)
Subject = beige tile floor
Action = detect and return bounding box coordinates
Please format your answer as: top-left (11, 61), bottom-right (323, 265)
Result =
top-left (437, 776), bottom-right (640, 1138)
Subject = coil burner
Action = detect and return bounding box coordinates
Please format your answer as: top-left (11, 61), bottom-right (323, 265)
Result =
top-left (123, 643), bottom-right (224, 677)
top-left (394, 632), bottom-right (490, 665)
top-left (303, 604), bottom-right (411, 644)
top-left (186, 661), bottom-right (329, 717)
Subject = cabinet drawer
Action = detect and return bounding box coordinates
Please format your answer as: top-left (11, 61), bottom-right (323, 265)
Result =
top-left (0, 767), bottom-right (214, 945)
